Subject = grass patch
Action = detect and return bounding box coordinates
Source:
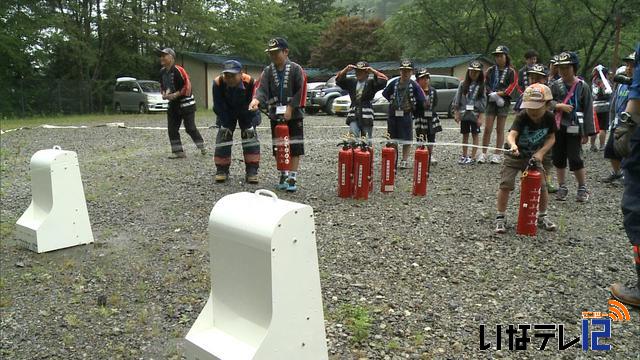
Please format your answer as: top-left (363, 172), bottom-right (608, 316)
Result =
top-left (387, 339), bottom-right (400, 351)
top-left (0, 109), bottom-right (214, 130)
top-left (337, 304), bottom-right (372, 344)
top-left (64, 314), bottom-right (82, 327)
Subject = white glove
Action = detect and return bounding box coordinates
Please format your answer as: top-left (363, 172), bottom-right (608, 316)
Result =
top-left (490, 92), bottom-right (505, 107)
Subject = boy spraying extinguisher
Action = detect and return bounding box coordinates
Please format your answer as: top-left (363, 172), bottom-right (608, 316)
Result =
top-left (495, 84), bottom-right (557, 234)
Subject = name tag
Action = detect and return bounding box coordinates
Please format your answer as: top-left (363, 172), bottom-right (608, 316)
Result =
top-left (276, 105), bottom-right (287, 115)
top-left (424, 111), bottom-right (433, 118)
top-left (395, 110), bottom-right (404, 117)
top-left (576, 112), bottom-right (584, 124)
top-left (466, 104), bottom-right (474, 111)
top-left (567, 125), bottom-right (580, 134)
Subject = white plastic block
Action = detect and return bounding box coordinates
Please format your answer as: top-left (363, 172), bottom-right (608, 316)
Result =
top-left (15, 146), bottom-right (93, 253)
top-left (185, 190), bottom-right (328, 360)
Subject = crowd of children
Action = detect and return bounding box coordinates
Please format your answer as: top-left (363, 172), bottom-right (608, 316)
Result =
top-left (157, 37), bottom-right (639, 308)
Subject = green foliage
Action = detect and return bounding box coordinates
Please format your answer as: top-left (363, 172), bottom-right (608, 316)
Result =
top-left (309, 16), bottom-right (402, 68)
top-left (2, 0), bottom-right (333, 117)
top-left (385, 0), bottom-right (640, 76)
top-left (3, 0), bottom-right (638, 117)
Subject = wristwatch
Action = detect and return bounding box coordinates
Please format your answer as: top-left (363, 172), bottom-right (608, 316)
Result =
top-left (620, 111), bottom-right (640, 125)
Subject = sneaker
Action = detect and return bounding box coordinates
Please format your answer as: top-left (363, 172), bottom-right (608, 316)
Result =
top-left (602, 171), bottom-right (623, 183)
top-left (590, 144), bottom-right (598, 152)
top-left (495, 217), bottom-right (506, 234)
top-left (245, 174), bottom-right (259, 184)
top-left (430, 156), bottom-right (438, 165)
top-left (556, 184), bottom-right (569, 201)
top-left (477, 153), bottom-right (487, 164)
top-left (168, 151), bottom-right (186, 159)
top-left (245, 167), bottom-right (259, 184)
top-left (537, 215), bottom-right (557, 231)
top-left (276, 173), bottom-right (289, 190)
top-left (490, 154), bottom-right (502, 164)
top-left (577, 185), bottom-right (590, 202)
top-left (215, 171), bottom-right (228, 183)
top-left (457, 156), bottom-right (466, 165)
top-left (200, 147), bottom-right (207, 156)
top-left (399, 160), bottom-right (409, 169)
top-left (463, 156), bottom-right (476, 165)
top-left (286, 177), bottom-right (298, 192)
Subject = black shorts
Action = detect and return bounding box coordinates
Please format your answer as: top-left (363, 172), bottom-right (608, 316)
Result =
top-left (596, 111), bottom-right (609, 132)
top-left (604, 130), bottom-right (622, 160)
top-left (552, 127), bottom-right (584, 171)
top-left (460, 120), bottom-right (481, 135)
top-left (270, 118), bottom-right (304, 156)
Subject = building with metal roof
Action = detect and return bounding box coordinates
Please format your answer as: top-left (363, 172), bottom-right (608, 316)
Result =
top-left (176, 51), bottom-right (266, 110)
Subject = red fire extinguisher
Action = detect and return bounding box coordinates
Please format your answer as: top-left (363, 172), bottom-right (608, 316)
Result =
top-left (412, 144), bottom-right (430, 196)
top-left (275, 119), bottom-right (291, 171)
top-left (517, 160), bottom-right (543, 236)
top-left (380, 142), bottom-right (396, 193)
top-left (337, 140), bottom-right (354, 198)
top-left (353, 142), bottom-right (371, 200)
top-left (368, 144), bottom-right (374, 193)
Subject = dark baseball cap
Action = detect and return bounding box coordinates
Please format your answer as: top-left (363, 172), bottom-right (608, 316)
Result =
top-left (555, 51), bottom-right (579, 65)
top-left (623, 52), bottom-right (636, 62)
top-left (222, 60), bottom-right (242, 74)
top-left (527, 63), bottom-right (548, 77)
top-left (156, 48), bottom-right (176, 58)
top-left (265, 38), bottom-right (288, 52)
top-left (399, 59), bottom-right (414, 70)
top-left (468, 60), bottom-right (483, 71)
top-left (355, 61), bottom-right (369, 70)
top-left (416, 68), bottom-right (430, 78)
top-left (492, 45), bottom-right (509, 55)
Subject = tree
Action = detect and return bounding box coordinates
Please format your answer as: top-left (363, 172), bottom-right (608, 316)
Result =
top-left (309, 16), bottom-right (402, 68)
top-left (383, 0), bottom-right (640, 77)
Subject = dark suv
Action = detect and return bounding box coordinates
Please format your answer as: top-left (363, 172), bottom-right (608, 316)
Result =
top-left (305, 76), bottom-right (348, 115)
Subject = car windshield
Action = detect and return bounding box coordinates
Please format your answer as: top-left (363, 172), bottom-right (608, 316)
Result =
top-left (139, 81), bottom-right (161, 93)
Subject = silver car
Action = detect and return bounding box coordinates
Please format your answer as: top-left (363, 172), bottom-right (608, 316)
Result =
top-left (113, 77), bottom-right (168, 113)
top-left (371, 75), bottom-right (461, 119)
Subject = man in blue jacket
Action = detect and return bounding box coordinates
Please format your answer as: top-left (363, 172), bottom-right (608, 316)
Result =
top-left (610, 45), bottom-right (640, 307)
top-left (212, 60), bottom-right (261, 184)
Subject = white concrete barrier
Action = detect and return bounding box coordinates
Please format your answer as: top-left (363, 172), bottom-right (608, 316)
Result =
top-left (15, 146), bottom-right (93, 253)
top-left (185, 190), bottom-right (328, 360)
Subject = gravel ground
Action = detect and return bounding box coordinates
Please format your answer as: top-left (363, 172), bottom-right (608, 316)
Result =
top-left (1, 113), bottom-right (639, 359)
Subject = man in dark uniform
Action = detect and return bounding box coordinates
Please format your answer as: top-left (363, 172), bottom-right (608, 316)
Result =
top-left (610, 45), bottom-right (640, 307)
top-left (158, 48), bottom-right (205, 158)
top-left (212, 60), bottom-right (261, 184)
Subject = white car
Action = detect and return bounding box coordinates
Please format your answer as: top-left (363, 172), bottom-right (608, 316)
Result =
top-left (331, 94), bottom-right (351, 116)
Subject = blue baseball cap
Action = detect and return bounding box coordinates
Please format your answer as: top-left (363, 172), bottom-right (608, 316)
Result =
top-left (222, 60), bottom-right (242, 74)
